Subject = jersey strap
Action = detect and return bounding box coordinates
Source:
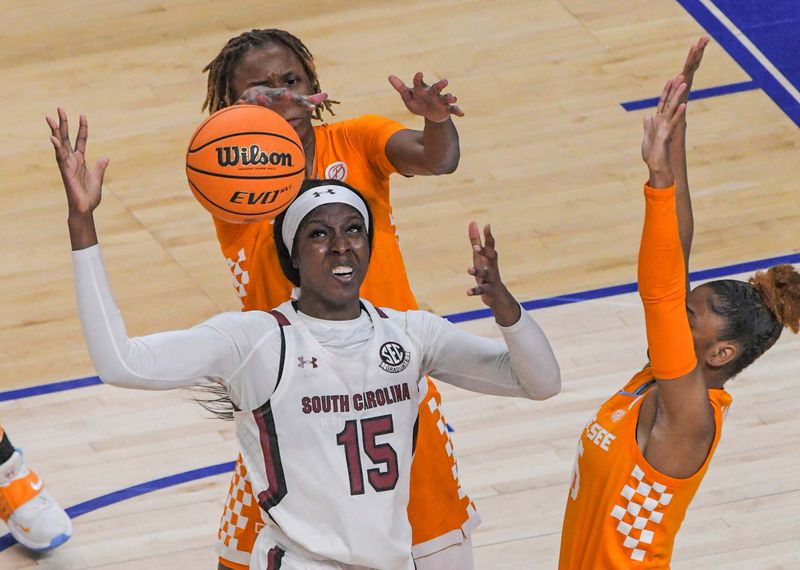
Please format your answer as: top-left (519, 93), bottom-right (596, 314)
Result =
top-left (251, 310), bottom-right (291, 512)
top-left (269, 309), bottom-right (291, 326)
top-left (268, 310), bottom-right (289, 392)
top-left (253, 398), bottom-right (288, 512)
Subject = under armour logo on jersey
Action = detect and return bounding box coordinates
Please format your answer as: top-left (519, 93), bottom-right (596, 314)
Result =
top-left (313, 189), bottom-right (336, 198)
top-left (298, 356), bottom-right (318, 369)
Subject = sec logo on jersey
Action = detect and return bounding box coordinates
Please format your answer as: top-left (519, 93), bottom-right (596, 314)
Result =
top-left (379, 342), bottom-right (410, 373)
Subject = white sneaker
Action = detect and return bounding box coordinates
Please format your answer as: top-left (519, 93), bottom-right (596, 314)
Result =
top-left (0, 451), bottom-right (72, 552)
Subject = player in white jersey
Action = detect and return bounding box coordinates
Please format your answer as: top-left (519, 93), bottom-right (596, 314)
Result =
top-left (48, 109), bottom-right (561, 569)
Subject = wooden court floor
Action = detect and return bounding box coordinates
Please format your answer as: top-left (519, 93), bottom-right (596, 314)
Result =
top-left (1, 0), bottom-right (798, 568)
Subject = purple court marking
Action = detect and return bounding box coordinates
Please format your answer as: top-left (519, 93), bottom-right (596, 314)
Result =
top-left (0, 376), bottom-right (102, 403)
top-left (2, 252), bottom-right (799, 396)
top-left (621, 80), bottom-right (759, 111)
top-left (445, 251), bottom-right (800, 323)
top-left (676, 0), bottom-right (800, 127)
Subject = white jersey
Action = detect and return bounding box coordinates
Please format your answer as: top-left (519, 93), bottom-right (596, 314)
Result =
top-left (236, 300), bottom-right (420, 569)
top-left (72, 245), bottom-right (561, 569)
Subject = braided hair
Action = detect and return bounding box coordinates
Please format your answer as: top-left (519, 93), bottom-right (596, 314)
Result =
top-left (705, 264), bottom-right (800, 379)
top-left (202, 29), bottom-right (338, 119)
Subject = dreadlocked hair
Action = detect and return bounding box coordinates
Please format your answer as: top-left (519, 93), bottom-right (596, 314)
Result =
top-left (202, 28), bottom-right (338, 119)
top-left (705, 264), bottom-right (800, 379)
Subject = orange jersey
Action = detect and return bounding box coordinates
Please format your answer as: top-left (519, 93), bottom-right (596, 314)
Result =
top-left (213, 115), bottom-right (475, 564)
top-left (559, 368), bottom-right (731, 569)
top-left (213, 114), bottom-right (417, 312)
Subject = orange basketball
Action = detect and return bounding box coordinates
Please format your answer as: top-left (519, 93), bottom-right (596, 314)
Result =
top-left (186, 105), bottom-right (305, 223)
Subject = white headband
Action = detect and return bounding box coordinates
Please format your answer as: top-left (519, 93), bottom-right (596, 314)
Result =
top-left (281, 184), bottom-right (370, 254)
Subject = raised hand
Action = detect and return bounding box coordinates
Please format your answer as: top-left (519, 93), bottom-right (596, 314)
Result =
top-left (236, 86), bottom-right (328, 115)
top-left (680, 36), bottom-right (710, 101)
top-left (466, 222), bottom-right (520, 327)
top-left (672, 36), bottom-right (710, 136)
top-left (671, 38), bottom-right (708, 271)
top-left (388, 72), bottom-right (464, 123)
top-left (641, 77), bottom-right (687, 187)
top-left (46, 108), bottom-right (109, 216)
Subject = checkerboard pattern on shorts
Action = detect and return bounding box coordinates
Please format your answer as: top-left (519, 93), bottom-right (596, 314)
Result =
top-left (218, 459), bottom-right (256, 550)
top-left (610, 464), bottom-right (672, 562)
top-left (226, 248), bottom-right (250, 299)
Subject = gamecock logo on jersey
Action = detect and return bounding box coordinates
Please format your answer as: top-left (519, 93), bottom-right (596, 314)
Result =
top-left (324, 161), bottom-right (348, 181)
top-left (379, 342), bottom-right (410, 373)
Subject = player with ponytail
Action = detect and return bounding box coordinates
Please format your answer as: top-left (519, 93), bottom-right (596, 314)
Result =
top-left (559, 39), bottom-right (800, 568)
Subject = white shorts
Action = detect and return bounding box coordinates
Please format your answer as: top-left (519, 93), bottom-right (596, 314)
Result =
top-left (250, 523), bottom-right (406, 570)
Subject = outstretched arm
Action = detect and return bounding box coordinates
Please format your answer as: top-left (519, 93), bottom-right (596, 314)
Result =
top-left (384, 72), bottom-right (463, 175)
top-left (71, 245), bottom-right (246, 391)
top-left (413, 308), bottom-right (561, 400)
top-left (672, 37), bottom-right (710, 274)
top-left (638, 81), bottom-right (715, 477)
top-left (48, 110), bottom-right (280, 403)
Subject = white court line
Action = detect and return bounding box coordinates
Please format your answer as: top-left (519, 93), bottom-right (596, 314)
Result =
top-left (699, 0), bottom-right (800, 104)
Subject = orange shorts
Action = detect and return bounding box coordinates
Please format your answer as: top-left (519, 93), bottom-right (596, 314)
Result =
top-left (216, 378), bottom-right (479, 566)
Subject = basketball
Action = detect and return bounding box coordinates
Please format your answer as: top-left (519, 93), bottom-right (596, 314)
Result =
top-left (186, 105), bottom-right (305, 223)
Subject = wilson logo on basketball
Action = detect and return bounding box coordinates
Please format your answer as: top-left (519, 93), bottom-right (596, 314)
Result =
top-left (216, 145), bottom-right (294, 168)
top-left (379, 342), bottom-right (410, 373)
top-left (186, 105), bottom-right (304, 223)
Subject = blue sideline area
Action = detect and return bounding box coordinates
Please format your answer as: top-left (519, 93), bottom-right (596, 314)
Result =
top-left (622, 1), bottom-right (800, 127)
top-left (621, 80), bottom-right (758, 111)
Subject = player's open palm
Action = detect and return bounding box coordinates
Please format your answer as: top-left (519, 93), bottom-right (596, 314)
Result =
top-left (641, 76), bottom-right (687, 180)
top-left (388, 72), bottom-right (464, 123)
top-left (467, 222), bottom-right (520, 327)
top-left (47, 108), bottom-right (108, 215)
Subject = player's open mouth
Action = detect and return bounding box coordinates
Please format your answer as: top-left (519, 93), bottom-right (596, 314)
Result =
top-left (331, 265), bottom-right (354, 282)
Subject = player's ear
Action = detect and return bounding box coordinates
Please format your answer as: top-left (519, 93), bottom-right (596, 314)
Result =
top-left (706, 340), bottom-right (737, 368)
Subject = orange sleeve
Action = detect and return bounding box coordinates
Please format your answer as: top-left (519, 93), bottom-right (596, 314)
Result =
top-left (638, 183), bottom-right (697, 380)
top-left (343, 114), bottom-right (406, 178)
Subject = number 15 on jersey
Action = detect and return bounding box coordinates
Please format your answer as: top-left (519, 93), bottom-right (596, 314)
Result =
top-left (337, 414), bottom-right (399, 495)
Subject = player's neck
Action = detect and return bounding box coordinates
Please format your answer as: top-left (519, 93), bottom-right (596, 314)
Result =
top-left (702, 366), bottom-right (728, 390)
top-left (296, 293), bottom-right (361, 321)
